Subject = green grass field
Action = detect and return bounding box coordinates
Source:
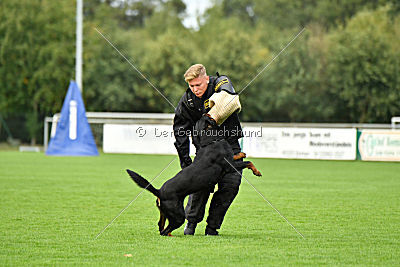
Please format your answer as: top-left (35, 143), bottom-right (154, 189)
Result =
top-left (0, 151), bottom-right (399, 265)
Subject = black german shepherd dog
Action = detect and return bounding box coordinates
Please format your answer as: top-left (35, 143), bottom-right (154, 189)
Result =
top-left (126, 115), bottom-right (261, 236)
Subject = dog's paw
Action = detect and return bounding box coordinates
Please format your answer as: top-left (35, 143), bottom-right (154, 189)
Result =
top-left (253, 170), bottom-right (262, 177)
top-left (160, 232), bottom-right (173, 236)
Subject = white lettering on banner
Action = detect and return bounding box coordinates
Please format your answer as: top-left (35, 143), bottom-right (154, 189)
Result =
top-left (242, 127), bottom-right (357, 160)
top-left (358, 130), bottom-right (400, 161)
top-left (69, 100), bottom-right (77, 140)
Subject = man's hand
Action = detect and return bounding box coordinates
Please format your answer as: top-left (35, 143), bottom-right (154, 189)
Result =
top-left (181, 157), bottom-right (192, 169)
top-left (174, 142), bottom-right (192, 169)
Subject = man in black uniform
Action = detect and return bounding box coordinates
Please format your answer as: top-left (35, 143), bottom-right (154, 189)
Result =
top-left (173, 64), bottom-right (243, 235)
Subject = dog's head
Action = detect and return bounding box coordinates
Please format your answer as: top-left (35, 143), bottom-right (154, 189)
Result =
top-left (193, 114), bottom-right (222, 147)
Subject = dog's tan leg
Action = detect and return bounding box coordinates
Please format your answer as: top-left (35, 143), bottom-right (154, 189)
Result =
top-left (246, 162), bottom-right (262, 176)
top-left (158, 212), bottom-right (166, 232)
top-left (156, 198), bottom-right (166, 232)
top-left (233, 152), bottom-right (246, 161)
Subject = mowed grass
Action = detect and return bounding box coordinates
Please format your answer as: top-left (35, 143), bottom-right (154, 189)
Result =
top-left (0, 151), bottom-right (399, 266)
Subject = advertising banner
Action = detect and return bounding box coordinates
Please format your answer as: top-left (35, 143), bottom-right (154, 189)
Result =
top-left (241, 127), bottom-right (357, 160)
top-left (103, 124), bottom-right (196, 155)
top-left (104, 124), bottom-right (357, 160)
top-left (358, 130), bottom-right (400, 161)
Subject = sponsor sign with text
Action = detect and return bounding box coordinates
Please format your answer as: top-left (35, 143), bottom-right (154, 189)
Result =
top-left (241, 127), bottom-right (357, 160)
top-left (358, 130), bottom-right (400, 161)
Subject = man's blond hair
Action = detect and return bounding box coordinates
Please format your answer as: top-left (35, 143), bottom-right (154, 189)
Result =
top-left (184, 64), bottom-right (206, 82)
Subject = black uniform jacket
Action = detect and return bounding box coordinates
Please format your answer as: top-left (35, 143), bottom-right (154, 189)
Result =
top-left (173, 75), bottom-right (243, 168)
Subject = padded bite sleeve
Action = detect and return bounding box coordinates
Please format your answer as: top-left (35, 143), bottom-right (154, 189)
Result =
top-left (207, 91), bottom-right (241, 125)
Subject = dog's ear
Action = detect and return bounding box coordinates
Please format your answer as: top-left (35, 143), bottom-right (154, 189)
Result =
top-left (195, 115), bottom-right (222, 147)
top-left (195, 115), bottom-right (215, 132)
top-left (204, 114), bottom-right (217, 128)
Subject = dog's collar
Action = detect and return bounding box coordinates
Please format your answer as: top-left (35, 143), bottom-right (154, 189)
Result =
top-left (200, 138), bottom-right (222, 148)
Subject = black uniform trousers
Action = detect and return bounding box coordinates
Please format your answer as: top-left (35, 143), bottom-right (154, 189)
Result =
top-left (184, 140), bottom-right (242, 230)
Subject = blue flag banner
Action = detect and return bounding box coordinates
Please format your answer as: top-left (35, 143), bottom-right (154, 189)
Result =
top-left (46, 81), bottom-right (99, 156)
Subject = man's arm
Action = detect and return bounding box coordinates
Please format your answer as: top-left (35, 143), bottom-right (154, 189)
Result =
top-left (173, 101), bottom-right (193, 169)
top-left (214, 75), bottom-right (235, 94)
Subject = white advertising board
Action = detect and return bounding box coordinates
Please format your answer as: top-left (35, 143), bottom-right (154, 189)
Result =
top-left (104, 124), bottom-right (357, 160)
top-left (103, 124), bottom-right (196, 155)
top-left (358, 130), bottom-right (400, 161)
top-left (241, 127), bottom-right (357, 160)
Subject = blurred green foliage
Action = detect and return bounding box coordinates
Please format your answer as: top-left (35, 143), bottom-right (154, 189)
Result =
top-left (0, 0), bottom-right (399, 143)
top-left (327, 8), bottom-right (400, 122)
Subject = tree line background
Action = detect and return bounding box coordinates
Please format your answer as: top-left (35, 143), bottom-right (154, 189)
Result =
top-left (0, 0), bottom-right (399, 144)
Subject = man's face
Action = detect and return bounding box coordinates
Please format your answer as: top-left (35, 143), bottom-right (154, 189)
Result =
top-left (188, 75), bottom-right (209, 98)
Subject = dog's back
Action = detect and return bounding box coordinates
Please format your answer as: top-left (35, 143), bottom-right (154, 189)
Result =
top-left (159, 140), bottom-right (232, 199)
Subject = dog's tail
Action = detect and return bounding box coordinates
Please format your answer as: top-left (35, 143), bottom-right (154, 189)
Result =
top-left (126, 169), bottom-right (160, 198)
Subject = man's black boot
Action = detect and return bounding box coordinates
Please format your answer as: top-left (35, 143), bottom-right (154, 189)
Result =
top-left (184, 222), bottom-right (197, 235)
top-left (205, 226), bottom-right (219, 236)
